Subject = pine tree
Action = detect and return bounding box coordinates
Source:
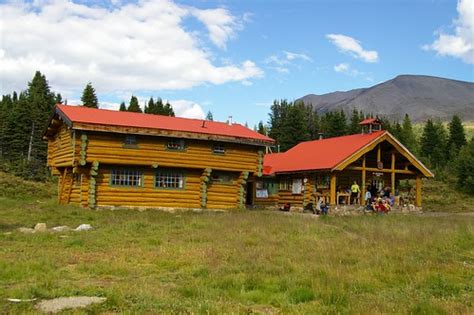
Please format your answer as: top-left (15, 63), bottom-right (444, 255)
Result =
top-left (400, 114), bottom-right (418, 154)
top-left (164, 101), bottom-right (175, 116)
top-left (81, 82), bottom-right (98, 108)
top-left (420, 119), bottom-right (448, 168)
top-left (145, 97), bottom-right (156, 114)
top-left (119, 102), bottom-right (127, 111)
top-left (349, 108), bottom-right (362, 134)
top-left (455, 138), bottom-right (474, 194)
top-left (155, 98), bottom-right (164, 114)
top-left (447, 115), bottom-right (467, 158)
top-left (127, 96), bottom-right (142, 113)
top-left (206, 111), bottom-right (214, 121)
top-left (257, 121), bottom-right (267, 135)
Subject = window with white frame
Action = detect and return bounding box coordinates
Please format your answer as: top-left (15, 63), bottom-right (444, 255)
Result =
top-left (111, 169), bottom-right (143, 187)
top-left (155, 171), bottom-right (184, 189)
top-left (124, 135), bottom-right (138, 146)
top-left (167, 139), bottom-right (185, 150)
top-left (212, 143), bottom-right (225, 154)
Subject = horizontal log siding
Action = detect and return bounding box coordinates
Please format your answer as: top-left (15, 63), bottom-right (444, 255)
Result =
top-left (206, 181), bottom-right (240, 209)
top-left (95, 166), bottom-right (201, 208)
top-left (48, 124), bottom-right (74, 167)
top-left (254, 195), bottom-right (279, 207)
top-left (85, 133), bottom-right (259, 172)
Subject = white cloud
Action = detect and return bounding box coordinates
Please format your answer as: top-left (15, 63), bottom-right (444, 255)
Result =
top-left (0, 0), bottom-right (262, 95)
top-left (423, 0), bottom-right (474, 64)
top-left (169, 99), bottom-right (206, 119)
top-left (334, 63), bottom-right (350, 73)
top-left (333, 63), bottom-right (373, 81)
top-left (284, 51), bottom-right (313, 62)
top-left (265, 51), bottom-right (313, 74)
top-left (326, 34), bottom-right (379, 63)
top-left (190, 7), bottom-right (242, 49)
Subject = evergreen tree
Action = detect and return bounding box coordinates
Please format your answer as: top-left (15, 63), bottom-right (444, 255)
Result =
top-left (206, 111), bottom-right (214, 121)
top-left (155, 98), bottom-right (164, 114)
top-left (127, 96), bottom-right (142, 113)
top-left (145, 97), bottom-right (157, 114)
top-left (447, 115), bottom-right (467, 158)
top-left (349, 108), bottom-right (362, 134)
top-left (164, 101), bottom-right (175, 116)
top-left (400, 114), bottom-right (418, 154)
top-left (81, 82), bottom-right (98, 108)
top-left (420, 119), bottom-right (447, 168)
top-left (119, 102), bottom-right (127, 111)
top-left (455, 138), bottom-right (474, 194)
top-left (257, 121), bottom-right (267, 135)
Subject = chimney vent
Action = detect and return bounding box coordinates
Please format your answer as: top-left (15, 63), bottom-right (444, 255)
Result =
top-left (227, 115), bottom-right (233, 126)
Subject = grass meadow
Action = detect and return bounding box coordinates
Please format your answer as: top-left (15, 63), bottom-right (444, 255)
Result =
top-left (0, 174), bottom-right (473, 314)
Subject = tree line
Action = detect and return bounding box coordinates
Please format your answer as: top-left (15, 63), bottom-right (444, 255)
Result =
top-left (261, 99), bottom-right (473, 194)
top-left (0, 72), bottom-right (175, 180)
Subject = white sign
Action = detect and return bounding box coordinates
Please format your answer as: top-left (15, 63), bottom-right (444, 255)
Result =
top-left (292, 179), bottom-right (303, 194)
top-left (256, 189), bottom-right (268, 198)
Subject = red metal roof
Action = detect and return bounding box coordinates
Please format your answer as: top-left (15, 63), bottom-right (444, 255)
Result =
top-left (263, 131), bottom-right (386, 174)
top-left (359, 118), bottom-right (382, 125)
top-left (56, 105), bottom-right (274, 143)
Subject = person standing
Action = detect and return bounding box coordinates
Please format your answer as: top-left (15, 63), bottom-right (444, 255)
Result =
top-left (350, 181), bottom-right (361, 204)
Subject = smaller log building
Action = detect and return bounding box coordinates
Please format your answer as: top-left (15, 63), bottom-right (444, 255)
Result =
top-left (255, 122), bottom-right (433, 209)
top-left (44, 105), bottom-right (274, 209)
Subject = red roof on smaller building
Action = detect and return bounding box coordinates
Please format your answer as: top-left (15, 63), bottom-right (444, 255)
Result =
top-left (55, 105), bottom-right (274, 144)
top-left (359, 118), bottom-right (382, 125)
top-left (264, 131), bottom-right (385, 174)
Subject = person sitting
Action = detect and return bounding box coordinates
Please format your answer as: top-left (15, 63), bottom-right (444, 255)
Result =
top-left (320, 200), bottom-right (329, 215)
top-left (279, 202), bottom-right (291, 212)
top-left (350, 181), bottom-right (361, 204)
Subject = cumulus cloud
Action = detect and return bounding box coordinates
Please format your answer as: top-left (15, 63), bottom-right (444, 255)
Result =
top-left (326, 34), bottom-right (379, 63)
top-left (0, 0), bottom-right (262, 94)
top-left (190, 7), bottom-right (242, 49)
top-left (169, 99), bottom-right (206, 119)
top-left (423, 0), bottom-right (473, 64)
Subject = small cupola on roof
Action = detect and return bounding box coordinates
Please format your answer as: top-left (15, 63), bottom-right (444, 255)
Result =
top-left (359, 117), bottom-right (383, 134)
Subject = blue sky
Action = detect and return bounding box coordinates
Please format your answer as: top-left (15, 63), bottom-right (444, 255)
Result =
top-left (1, 0), bottom-right (473, 126)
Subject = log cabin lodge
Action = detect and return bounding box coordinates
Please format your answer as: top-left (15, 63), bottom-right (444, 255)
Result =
top-left (44, 106), bottom-right (433, 210)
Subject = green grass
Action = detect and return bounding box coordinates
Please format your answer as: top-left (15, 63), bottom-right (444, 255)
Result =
top-left (0, 174), bottom-right (473, 313)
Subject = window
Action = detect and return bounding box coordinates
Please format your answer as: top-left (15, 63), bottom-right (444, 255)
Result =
top-left (211, 171), bottom-right (236, 184)
top-left (213, 144), bottom-right (225, 154)
top-left (279, 179), bottom-right (293, 191)
top-left (155, 171), bottom-right (184, 189)
top-left (167, 139), bottom-right (185, 150)
top-left (124, 135), bottom-right (138, 147)
top-left (111, 169), bottom-right (143, 187)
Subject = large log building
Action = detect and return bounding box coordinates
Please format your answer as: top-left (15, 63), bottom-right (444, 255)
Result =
top-left (44, 105), bottom-right (274, 210)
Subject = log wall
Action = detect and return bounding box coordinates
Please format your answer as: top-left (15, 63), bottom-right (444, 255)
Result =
top-left (94, 166), bottom-right (202, 209)
top-left (47, 124), bottom-right (74, 168)
top-left (84, 132), bottom-right (260, 173)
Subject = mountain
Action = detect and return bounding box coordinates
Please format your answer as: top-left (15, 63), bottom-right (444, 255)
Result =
top-left (297, 75), bottom-right (474, 121)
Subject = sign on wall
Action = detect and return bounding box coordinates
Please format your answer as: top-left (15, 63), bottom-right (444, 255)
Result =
top-left (256, 189), bottom-right (268, 198)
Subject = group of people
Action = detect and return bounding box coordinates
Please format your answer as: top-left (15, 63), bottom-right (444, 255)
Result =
top-left (364, 184), bottom-right (393, 214)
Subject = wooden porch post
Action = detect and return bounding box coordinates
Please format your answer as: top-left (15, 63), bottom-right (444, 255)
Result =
top-left (415, 175), bottom-right (422, 207)
top-left (361, 155), bottom-right (366, 205)
top-left (330, 173), bottom-right (337, 206)
top-left (391, 152), bottom-right (396, 195)
top-left (377, 145), bottom-right (381, 164)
